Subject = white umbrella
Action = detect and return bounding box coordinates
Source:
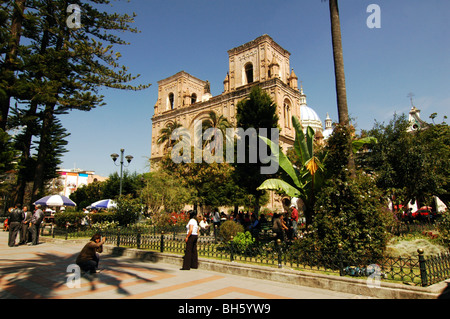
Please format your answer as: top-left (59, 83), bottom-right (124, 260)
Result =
top-left (34, 195), bottom-right (77, 207)
top-left (89, 199), bottom-right (117, 209)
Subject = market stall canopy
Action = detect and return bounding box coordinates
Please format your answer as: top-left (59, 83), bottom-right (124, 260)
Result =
top-left (89, 199), bottom-right (117, 209)
top-left (34, 195), bottom-right (76, 207)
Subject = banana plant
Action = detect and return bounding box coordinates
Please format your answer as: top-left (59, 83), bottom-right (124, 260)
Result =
top-left (258, 116), bottom-right (377, 226)
top-left (258, 116), bottom-right (325, 226)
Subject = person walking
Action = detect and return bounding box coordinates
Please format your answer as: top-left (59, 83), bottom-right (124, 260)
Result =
top-left (8, 204), bottom-right (23, 247)
top-left (30, 204), bottom-right (44, 245)
top-left (181, 210), bottom-right (199, 270)
top-left (212, 209), bottom-right (221, 236)
top-left (272, 213), bottom-right (288, 242)
top-left (76, 234), bottom-right (106, 275)
top-left (290, 204), bottom-right (299, 238)
top-left (19, 206), bottom-right (32, 245)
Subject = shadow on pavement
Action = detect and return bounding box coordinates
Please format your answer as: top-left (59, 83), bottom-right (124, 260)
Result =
top-left (0, 249), bottom-right (171, 299)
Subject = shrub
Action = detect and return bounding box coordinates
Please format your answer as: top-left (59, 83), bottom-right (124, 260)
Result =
top-left (219, 220), bottom-right (244, 242)
top-left (293, 124), bottom-right (393, 264)
top-left (114, 194), bottom-right (141, 226)
top-left (438, 212), bottom-right (450, 248)
top-left (55, 212), bottom-right (85, 228)
top-left (90, 212), bottom-right (116, 224)
top-left (151, 211), bottom-right (182, 232)
top-left (232, 231), bottom-right (255, 254)
top-left (295, 173), bottom-right (392, 263)
top-left (90, 220), bottom-right (119, 231)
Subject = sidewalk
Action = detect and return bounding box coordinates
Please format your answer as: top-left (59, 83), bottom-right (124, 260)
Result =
top-left (0, 231), bottom-right (447, 300)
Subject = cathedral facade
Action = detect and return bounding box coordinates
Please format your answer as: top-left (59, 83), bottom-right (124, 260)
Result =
top-left (151, 35), bottom-right (325, 163)
top-left (150, 35), bottom-right (327, 211)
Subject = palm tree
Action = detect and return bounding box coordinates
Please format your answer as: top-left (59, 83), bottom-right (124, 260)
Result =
top-left (157, 121), bottom-right (183, 150)
top-left (202, 110), bottom-right (232, 156)
top-left (326, 0), bottom-right (349, 126)
top-left (325, 0), bottom-right (355, 176)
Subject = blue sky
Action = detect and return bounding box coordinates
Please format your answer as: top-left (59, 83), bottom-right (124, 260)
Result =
top-left (58, 0), bottom-right (450, 177)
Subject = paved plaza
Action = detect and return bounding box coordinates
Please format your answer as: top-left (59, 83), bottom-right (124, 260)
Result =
top-left (0, 230), bottom-right (371, 300)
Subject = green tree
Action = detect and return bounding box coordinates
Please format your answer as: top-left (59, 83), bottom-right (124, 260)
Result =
top-left (293, 124), bottom-right (391, 260)
top-left (0, 128), bottom-right (18, 213)
top-left (160, 148), bottom-right (239, 212)
top-left (102, 171), bottom-right (143, 200)
top-left (234, 86), bottom-right (279, 214)
top-left (1, 1), bottom-right (150, 205)
top-left (297, 174), bottom-right (391, 261)
top-left (157, 121), bottom-right (183, 150)
top-left (364, 114), bottom-right (449, 209)
top-left (0, 0), bottom-right (26, 131)
top-left (8, 106), bottom-right (40, 204)
top-left (258, 117), bottom-right (377, 226)
top-left (258, 116), bottom-right (325, 226)
top-left (69, 180), bottom-right (105, 209)
top-left (0, 129), bottom-right (17, 178)
top-left (140, 170), bottom-right (193, 213)
top-left (114, 194), bottom-right (141, 226)
top-left (416, 123), bottom-right (449, 207)
top-left (32, 115), bottom-right (70, 200)
top-left (202, 110), bottom-right (232, 155)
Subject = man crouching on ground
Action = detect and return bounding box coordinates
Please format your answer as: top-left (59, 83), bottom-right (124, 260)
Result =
top-left (76, 234), bottom-right (106, 274)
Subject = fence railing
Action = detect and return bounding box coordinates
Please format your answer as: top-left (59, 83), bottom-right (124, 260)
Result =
top-left (44, 227), bottom-right (450, 287)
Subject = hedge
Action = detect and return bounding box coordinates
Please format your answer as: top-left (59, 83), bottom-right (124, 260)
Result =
top-left (54, 211), bottom-right (116, 228)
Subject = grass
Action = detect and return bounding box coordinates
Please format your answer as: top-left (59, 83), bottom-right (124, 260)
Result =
top-left (386, 234), bottom-right (448, 258)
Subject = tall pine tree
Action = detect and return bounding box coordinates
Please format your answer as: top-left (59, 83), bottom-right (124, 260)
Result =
top-left (2, 0), bottom-right (151, 205)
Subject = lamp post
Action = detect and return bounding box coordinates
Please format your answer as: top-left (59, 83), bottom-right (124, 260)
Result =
top-left (110, 149), bottom-right (133, 196)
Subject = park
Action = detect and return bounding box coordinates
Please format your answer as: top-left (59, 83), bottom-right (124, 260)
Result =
top-left (1, 1), bottom-right (449, 300)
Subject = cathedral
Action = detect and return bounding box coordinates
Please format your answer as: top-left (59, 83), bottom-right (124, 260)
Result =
top-left (151, 35), bottom-right (329, 164)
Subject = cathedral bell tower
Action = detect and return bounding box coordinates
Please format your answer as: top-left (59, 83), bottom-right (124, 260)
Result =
top-left (225, 34), bottom-right (293, 91)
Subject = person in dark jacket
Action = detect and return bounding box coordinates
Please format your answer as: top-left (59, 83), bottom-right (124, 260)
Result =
top-left (30, 204), bottom-right (44, 245)
top-left (8, 204), bottom-right (23, 247)
top-left (19, 206), bottom-right (32, 245)
top-left (272, 213), bottom-right (288, 242)
top-left (76, 234), bottom-right (106, 274)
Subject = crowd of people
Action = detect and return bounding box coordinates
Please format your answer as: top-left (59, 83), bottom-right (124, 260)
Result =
top-left (5, 203), bottom-right (45, 247)
top-left (5, 203), bottom-right (106, 276)
top-left (195, 204), bottom-right (302, 242)
top-left (180, 205), bottom-right (301, 271)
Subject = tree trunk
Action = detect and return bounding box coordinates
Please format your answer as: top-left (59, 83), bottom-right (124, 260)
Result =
top-left (15, 17), bottom-right (52, 205)
top-left (31, 103), bottom-right (55, 203)
top-left (13, 101), bottom-right (38, 205)
top-left (328, 0), bottom-right (356, 177)
top-left (329, 0), bottom-right (349, 126)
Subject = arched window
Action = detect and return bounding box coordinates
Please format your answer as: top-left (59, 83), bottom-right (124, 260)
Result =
top-left (284, 99), bottom-right (291, 128)
top-left (244, 63), bottom-right (253, 84)
top-left (168, 93), bottom-right (174, 110)
top-left (191, 93), bottom-right (197, 105)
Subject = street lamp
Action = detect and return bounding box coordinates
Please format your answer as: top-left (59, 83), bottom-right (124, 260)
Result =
top-left (110, 148), bottom-right (133, 196)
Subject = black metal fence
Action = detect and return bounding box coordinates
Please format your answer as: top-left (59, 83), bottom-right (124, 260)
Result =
top-left (44, 226), bottom-right (450, 287)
